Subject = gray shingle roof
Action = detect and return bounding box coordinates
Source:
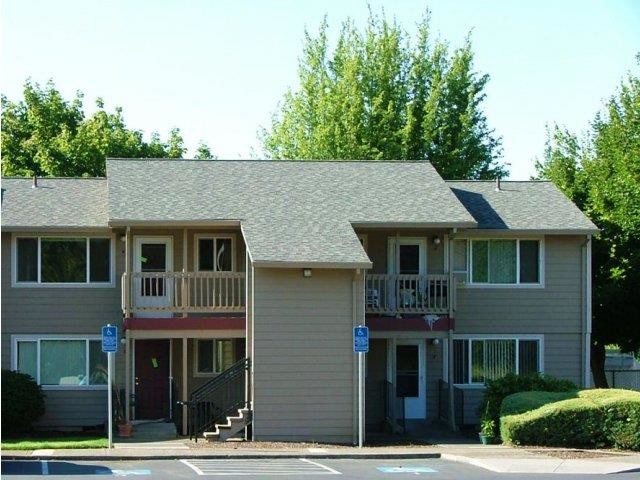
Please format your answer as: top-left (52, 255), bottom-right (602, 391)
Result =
top-left (448, 180), bottom-right (598, 233)
top-left (106, 159), bottom-right (477, 266)
top-left (1, 177), bottom-right (108, 230)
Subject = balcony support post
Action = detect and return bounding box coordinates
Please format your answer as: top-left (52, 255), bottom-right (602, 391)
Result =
top-left (182, 229), bottom-right (188, 318)
top-left (124, 227), bottom-right (131, 318)
top-left (182, 337), bottom-right (188, 436)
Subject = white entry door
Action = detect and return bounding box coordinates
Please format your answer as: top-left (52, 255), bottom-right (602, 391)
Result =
top-left (387, 238), bottom-right (427, 310)
top-left (133, 237), bottom-right (173, 315)
top-left (394, 340), bottom-right (426, 419)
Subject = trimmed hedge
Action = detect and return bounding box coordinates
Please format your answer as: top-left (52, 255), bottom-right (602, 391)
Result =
top-left (1, 369), bottom-right (46, 437)
top-left (478, 373), bottom-right (577, 438)
top-left (500, 389), bottom-right (640, 450)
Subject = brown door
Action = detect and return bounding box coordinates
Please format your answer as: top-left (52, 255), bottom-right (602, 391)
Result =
top-left (135, 340), bottom-right (170, 420)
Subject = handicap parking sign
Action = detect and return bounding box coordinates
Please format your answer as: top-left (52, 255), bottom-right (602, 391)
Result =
top-left (353, 326), bottom-right (369, 353)
top-left (102, 325), bottom-right (118, 353)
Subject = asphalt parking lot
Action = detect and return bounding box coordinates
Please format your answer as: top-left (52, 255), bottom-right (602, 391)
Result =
top-left (4, 457), bottom-right (640, 479)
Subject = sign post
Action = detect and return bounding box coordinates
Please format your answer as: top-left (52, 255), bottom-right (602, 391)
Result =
top-left (102, 324), bottom-right (118, 449)
top-left (353, 325), bottom-right (369, 448)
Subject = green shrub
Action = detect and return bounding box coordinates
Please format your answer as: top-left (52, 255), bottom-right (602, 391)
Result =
top-left (1, 369), bottom-right (46, 437)
top-left (478, 373), bottom-right (577, 438)
top-left (501, 389), bottom-right (640, 450)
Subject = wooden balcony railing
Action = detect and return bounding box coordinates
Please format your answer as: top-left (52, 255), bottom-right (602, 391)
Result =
top-left (122, 271), bottom-right (245, 314)
top-left (365, 273), bottom-right (451, 315)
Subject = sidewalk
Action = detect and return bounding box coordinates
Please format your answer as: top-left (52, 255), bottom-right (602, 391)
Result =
top-left (3, 429), bottom-right (640, 475)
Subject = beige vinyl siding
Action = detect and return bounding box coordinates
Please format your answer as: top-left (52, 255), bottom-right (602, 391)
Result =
top-left (252, 268), bottom-right (357, 443)
top-left (2, 232), bottom-right (126, 427)
top-left (455, 235), bottom-right (585, 386)
top-left (35, 390), bottom-right (108, 428)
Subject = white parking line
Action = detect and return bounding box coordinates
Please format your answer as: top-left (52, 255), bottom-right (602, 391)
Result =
top-left (180, 458), bottom-right (342, 476)
top-left (41, 460), bottom-right (49, 475)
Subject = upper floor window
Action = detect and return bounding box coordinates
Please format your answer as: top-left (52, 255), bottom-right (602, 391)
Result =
top-left (14, 236), bottom-right (112, 286)
top-left (468, 239), bottom-right (542, 285)
top-left (196, 235), bottom-right (234, 272)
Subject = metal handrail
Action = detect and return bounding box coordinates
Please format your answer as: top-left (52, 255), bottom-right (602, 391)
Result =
top-left (183, 357), bottom-right (251, 441)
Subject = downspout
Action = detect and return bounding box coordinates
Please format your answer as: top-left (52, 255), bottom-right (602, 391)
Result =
top-left (352, 269), bottom-right (359, 444)
top-left (584, 235), bottom-right (592, 388)
top-left (124, 226), bottom-right (131, 422)
top-left (447, 229), bottom-right (457, 430)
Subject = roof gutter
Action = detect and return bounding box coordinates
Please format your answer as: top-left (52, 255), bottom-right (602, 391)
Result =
top-left (251, 260), bottom-right (373, 270)
top-left (351, 221), bottom-right (477, 229)
top-left (107, 219), bottom-right (242, 228)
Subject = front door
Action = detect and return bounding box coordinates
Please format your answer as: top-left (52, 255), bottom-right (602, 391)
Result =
top-left (134, 340), bottom-right (170, 420)
top-left (387, 238), bottom-right (427, 310)
top-left (394, 340), bottom-right (426, 419)
top-left (133, 237), bottom-right (173, 315)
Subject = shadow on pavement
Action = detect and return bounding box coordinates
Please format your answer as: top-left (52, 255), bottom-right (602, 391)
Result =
top-left (1, 460), bottom-right (112, 476)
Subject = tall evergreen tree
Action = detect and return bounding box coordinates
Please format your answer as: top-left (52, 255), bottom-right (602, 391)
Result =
top-left (261, 10), bottom-right (505, 179)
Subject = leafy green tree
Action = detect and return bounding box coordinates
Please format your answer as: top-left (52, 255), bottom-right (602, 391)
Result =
top-left (261, 10), bottom-right (505, 179)
top-left (535, 61), bottom-right (640, 387)
top-left (194, 141), bottom-right (217, 159)
top-left (1, 80), bottom-right (209, 177)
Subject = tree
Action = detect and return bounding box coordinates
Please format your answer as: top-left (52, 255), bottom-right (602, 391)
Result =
top-left (535, 61), bottom-right (640, 387)
top-left (194, 141), bottom-right (217, 159)
top-left (1, 80), bottom-right (211, 177)
top-left (261, 10), bottom-right (505, 179)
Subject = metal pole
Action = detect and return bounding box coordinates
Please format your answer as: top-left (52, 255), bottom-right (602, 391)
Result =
top-left (107, 349), bottom-right (113, 449)
top-left (358, 350), bottom-right (363, 448)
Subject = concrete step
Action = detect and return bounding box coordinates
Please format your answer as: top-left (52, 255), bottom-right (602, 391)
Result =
top-left (203, 408), bottom-right (252, 442)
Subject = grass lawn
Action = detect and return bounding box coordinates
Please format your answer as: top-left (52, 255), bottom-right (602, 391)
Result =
top-left (1, 435), bottom-right (107, 450)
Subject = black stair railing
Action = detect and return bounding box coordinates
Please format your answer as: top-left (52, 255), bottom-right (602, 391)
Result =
top-left (179, 357), bottom-right (251, 441)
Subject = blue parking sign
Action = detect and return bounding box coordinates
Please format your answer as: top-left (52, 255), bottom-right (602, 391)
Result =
top-left (102, 325), bottom-right (118, 353)
top-left (353, 326), bottom-right (369, 353)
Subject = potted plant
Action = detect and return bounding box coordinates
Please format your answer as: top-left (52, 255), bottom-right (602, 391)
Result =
top-left (479, 418), bottom-right (495, 445)
top-left (113, 385), bottom-right (133, 437)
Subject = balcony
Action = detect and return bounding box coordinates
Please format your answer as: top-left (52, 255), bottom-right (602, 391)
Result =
top-left (122, 271), bottom-right (246, 315)
top-left (365, 273), bottom-right (451, 315)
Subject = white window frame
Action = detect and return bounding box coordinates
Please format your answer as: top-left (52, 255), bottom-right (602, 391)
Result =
top-left (462, 237), bottom-right (545, 288)
top-left (194, 234), bottom-right (236, 272)
top-left (11, 334), bottom-right (108, 390)
top-left (452, 334), bottom-right (545, 387)
top-left (11, 233), bottom-right (116, 288)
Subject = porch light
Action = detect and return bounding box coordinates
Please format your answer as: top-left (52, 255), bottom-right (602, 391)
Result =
top-left (432, 236), bottom-right (441, 248)
top-left (303, 268), bottom-right (312, 278)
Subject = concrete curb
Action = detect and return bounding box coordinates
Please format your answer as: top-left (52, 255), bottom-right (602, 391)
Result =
top-left (2, 452), bottom-right (442, 461)
top-left (440, 453), bottom-right (640, 475)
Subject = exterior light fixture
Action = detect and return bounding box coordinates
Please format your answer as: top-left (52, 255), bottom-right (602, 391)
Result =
top-left (431, 338), bottom-right (440, 346)
top-left (303, 268), bottom-right (312, 278)
top-left (433, 236), bottom-right (441, 247)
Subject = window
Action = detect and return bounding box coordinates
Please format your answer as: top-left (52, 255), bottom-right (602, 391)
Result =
top-left (196, 236), bottom-right (234, 272)
top-left (452, 239), bottom-right (468, 281)
top-left (469, 239), bottom-right (542, 285)
top-left (453, 337), bottom-right (542, 385)
top-left (195, 339), bottom-right (236, 375)
top-left (14, 236), bottom-right (112, 285)
top-left (14, 337), bottom-right (107, 388)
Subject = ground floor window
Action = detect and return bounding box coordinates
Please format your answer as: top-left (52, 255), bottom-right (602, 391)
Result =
top-left (194, 339), bottom-right (236, 375)
top-left (453, 336), bottom-right (542, 385)
top-left (13, 337), bottom-right (107, 388)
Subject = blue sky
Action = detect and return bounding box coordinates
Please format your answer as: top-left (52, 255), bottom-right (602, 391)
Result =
top-left (2, 0), bottom-right (638, 179)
